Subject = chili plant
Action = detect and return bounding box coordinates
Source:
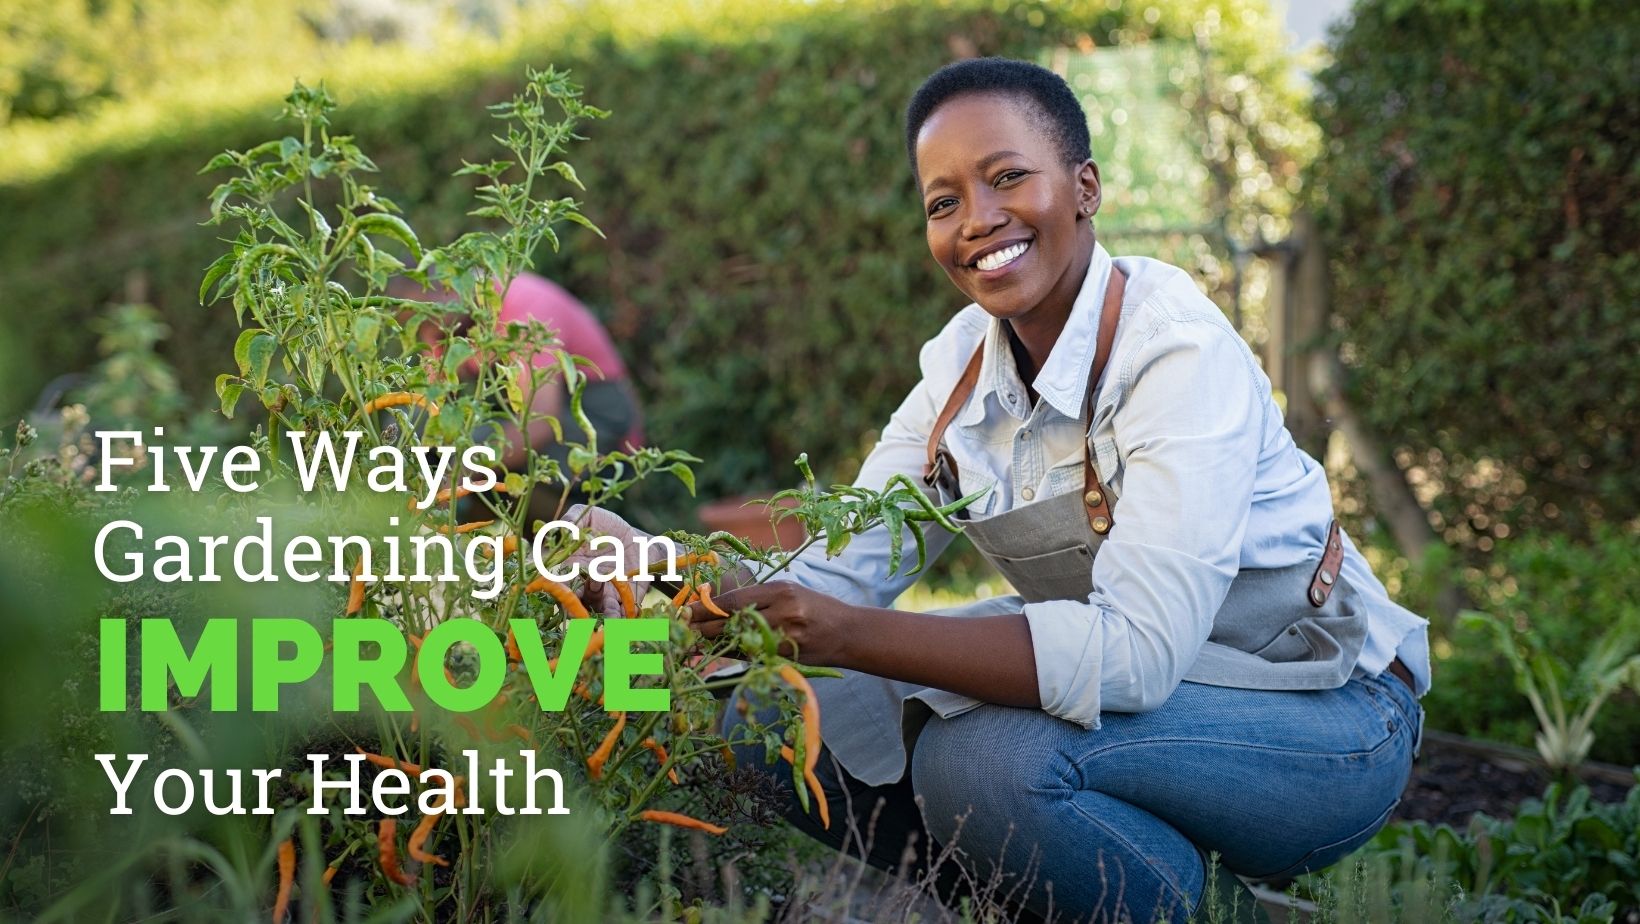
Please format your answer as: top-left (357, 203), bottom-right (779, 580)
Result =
top-left (189, 69), bottom-right (983, 920)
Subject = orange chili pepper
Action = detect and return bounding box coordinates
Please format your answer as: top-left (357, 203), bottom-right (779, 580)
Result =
top-left (777, 665), bottom-right (821, 774)
top-left (698, 582), bottom-right (729, 617)
top-left (505, 628), bottom-right (522, 664)
top-left (407, 812), bottom-right (449, 867)
top-left (586, 711), bottom-right (627, 780)
top-left (641, 738), bottom-right (681, 785)
top-left (626, 551), bottom-right (718, 577)
top-left (272, 838), bottom-right (295, 923)
top-left (435, 519), bottom-right (494, 535)
top-left (639, 810), bottom-right (728, 836)
top-left (409, 482), bottom-right (507, 512)
top-left (719, 743), bottom-right (736, 771)
top-left (805, 767), bottom-right (831, 829)
top-left (321, 865), bottom-right (338, 886)
top-left (778, 745), bottom-right (831, 830)
top-left (361, 392), bottom-right (439, 417)
top-left (671, 583), bottom-right (699, 607)
top-left (356, 748), bottom-right (423, 777)
top-left (613, 577), bottom-right (638, 619)
top-left (479, 535), bottom-right (521, 557)
top-left (376, 819), bottom-right (417, 886)
top-left (506, 723), bottom-right (535, 746)
top-left (524, 575), bottom-right (591, 620)
top-left (345, 558), bottom-right (366, 615)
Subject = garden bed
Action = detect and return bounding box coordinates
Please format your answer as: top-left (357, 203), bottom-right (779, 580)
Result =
top-left (1393, 729), bottom-right (1636, 828)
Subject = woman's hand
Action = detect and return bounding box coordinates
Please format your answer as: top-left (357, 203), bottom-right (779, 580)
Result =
top-left (558, 503), bottom-right (656, 617)
top-left (687, 581), bottom-right (859, 668)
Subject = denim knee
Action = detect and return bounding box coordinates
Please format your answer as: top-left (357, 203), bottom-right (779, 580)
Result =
top-left (909, 705), bottom-right (1069, 847)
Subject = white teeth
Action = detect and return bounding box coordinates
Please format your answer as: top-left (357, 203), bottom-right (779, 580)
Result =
top-left (976, 242), bottom-right (1029, 272)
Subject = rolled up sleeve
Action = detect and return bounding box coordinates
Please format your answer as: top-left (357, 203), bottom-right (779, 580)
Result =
top-left (1025, 318), bottom-right (1267, 728)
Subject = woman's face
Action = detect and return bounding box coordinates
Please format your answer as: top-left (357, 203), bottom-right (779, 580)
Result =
top-left (915, 92), bottom-right (1100, 323)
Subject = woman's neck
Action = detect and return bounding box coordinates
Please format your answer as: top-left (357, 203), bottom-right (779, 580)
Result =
top-left (1004, 235), bottom-right (1097, 393)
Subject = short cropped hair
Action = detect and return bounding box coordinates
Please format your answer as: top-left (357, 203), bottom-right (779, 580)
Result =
top-left (904, 57), bottom-right (1092, 179)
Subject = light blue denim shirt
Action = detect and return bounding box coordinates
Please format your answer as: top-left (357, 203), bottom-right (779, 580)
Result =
top-left (780, 243), bottom-right (1431, 728)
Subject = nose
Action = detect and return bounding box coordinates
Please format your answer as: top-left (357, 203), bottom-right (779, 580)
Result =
top-left (959, 187), bottom-right (1008, 241)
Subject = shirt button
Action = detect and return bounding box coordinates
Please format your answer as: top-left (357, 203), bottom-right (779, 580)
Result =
top-left (1022, 487), bottom-right (1035, 501)
top-left (1005, 393), bottom-right (1017, 405)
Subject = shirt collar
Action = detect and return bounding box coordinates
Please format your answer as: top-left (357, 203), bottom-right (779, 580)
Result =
top-left (958, 243), bottom-right (1115, 427)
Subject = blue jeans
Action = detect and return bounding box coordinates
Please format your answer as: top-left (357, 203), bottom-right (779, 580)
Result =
top-left (723, 672), bottom-right (1420, 923)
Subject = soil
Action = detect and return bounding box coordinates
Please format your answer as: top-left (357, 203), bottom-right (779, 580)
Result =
top-left (1391, 730), bottom-right (1636, 828)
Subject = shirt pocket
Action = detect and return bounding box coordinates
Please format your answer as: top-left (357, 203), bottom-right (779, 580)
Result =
top-left (1046, 436), bottom-right (1122, 499)
top-left (929, 450), bottom-right (998, 519)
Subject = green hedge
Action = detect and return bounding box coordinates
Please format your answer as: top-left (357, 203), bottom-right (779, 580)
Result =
top-left (0, 0), bottom-right (1308, 518)
top-left (1310, 0), bottom-right (1640, 545)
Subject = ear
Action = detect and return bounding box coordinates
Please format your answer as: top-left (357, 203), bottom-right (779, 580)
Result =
top-left (1075, 160), bottom-right (1102, 219)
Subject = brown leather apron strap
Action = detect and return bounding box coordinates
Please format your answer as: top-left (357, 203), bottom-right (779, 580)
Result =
top-left (923, 343), bottom-right (985, 489)
top-left (1308, 519), bottom-right (1346, 607)
top-left (1078, 268), bottom-right (1125, 533)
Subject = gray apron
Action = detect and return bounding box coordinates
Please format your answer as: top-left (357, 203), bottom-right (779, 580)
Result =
top-left (811, 268), bottom-right (1370, 786)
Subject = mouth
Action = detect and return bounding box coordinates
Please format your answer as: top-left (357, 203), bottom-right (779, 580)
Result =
top-left (968, 239), bottom-right (1032, 276)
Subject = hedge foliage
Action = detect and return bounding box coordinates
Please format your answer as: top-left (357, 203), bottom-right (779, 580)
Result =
top-left (0, 0), bottom-right (1311, 518)
top-left (1310, 0), bottom-right (1640, 545)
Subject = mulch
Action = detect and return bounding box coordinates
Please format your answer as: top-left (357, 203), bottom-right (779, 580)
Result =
top-left (1392, 730), bottom-right (1636, 828)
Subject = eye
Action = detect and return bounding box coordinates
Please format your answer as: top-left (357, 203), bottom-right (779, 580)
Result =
top-left (995, 168), bottom-right (1031, 186)
top-left (926, 196), bottom-right (957, 218)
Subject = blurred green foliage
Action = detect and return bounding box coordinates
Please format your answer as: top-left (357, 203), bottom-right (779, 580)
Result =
top-left (1309, 0), bottom-right (1640, 547)
top-left (1421, 527), bottom-right (1640, 767)
top-left (0, 0), bottom-right (1312, 526)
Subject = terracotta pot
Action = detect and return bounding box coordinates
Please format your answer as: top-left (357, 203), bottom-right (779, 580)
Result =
top-left (696, 492), bottom-right (806, 551)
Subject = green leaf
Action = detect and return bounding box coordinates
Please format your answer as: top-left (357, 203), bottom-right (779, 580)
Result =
top-left (198, 151), bottom-right (237, 174)
top-left (666, 462), bottom-right (696, 497)
top-left (562, 210), bottom-right (605, 239)
top-left (199, 253), bottom-right (235, 305)
top-left (547, 160), bottom-right (585, 189)
top-left (442, 339), bottom-right (475, 378)
top-left (246, 333), bottom-right (277, 389)
top-left (351, 315), bottom-right (381, 361)
top-left (233, 328), bottom-right (269, 376)
top-left (504, 472), bottom-right (528, 495)
top-left (216, 376), bottom-right (245, 419)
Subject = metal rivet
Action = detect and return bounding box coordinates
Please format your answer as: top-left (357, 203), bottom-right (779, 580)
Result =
top-left (1005, 393), bottom-right (1016, 404)
top-left (1287, 626), bottom-right (1299, 636)
top-left (1310, 588), bottom-right (1326, 605)
top-left (1083, 489), bottom-right (1103, 507)
top-left (1092, 515), bottom-right (1111, 534)
top-left (1022, 487), bottom-right (1035, 501)
top-left (1320, 570), bottom-right (1334, 586)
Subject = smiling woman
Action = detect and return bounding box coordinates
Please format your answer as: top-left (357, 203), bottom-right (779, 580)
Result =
top-left (584, 57), bottom-right (1431, 924)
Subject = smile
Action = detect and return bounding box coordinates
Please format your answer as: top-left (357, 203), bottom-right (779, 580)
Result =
top-left (974, 241), bottom-right (1030, 273)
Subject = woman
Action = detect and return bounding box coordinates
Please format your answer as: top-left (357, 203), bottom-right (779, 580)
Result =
top-left (583, 58), bottom-right (1427, 923)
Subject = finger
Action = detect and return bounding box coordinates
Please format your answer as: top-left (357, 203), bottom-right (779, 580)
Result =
top-left (690, 617), bottom-right (728, 639)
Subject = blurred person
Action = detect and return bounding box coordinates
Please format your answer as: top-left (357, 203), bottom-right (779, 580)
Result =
top-left (563, 58), bottom-right (1427, 924)
top-left (389, 271), bottom-right (644, 523)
